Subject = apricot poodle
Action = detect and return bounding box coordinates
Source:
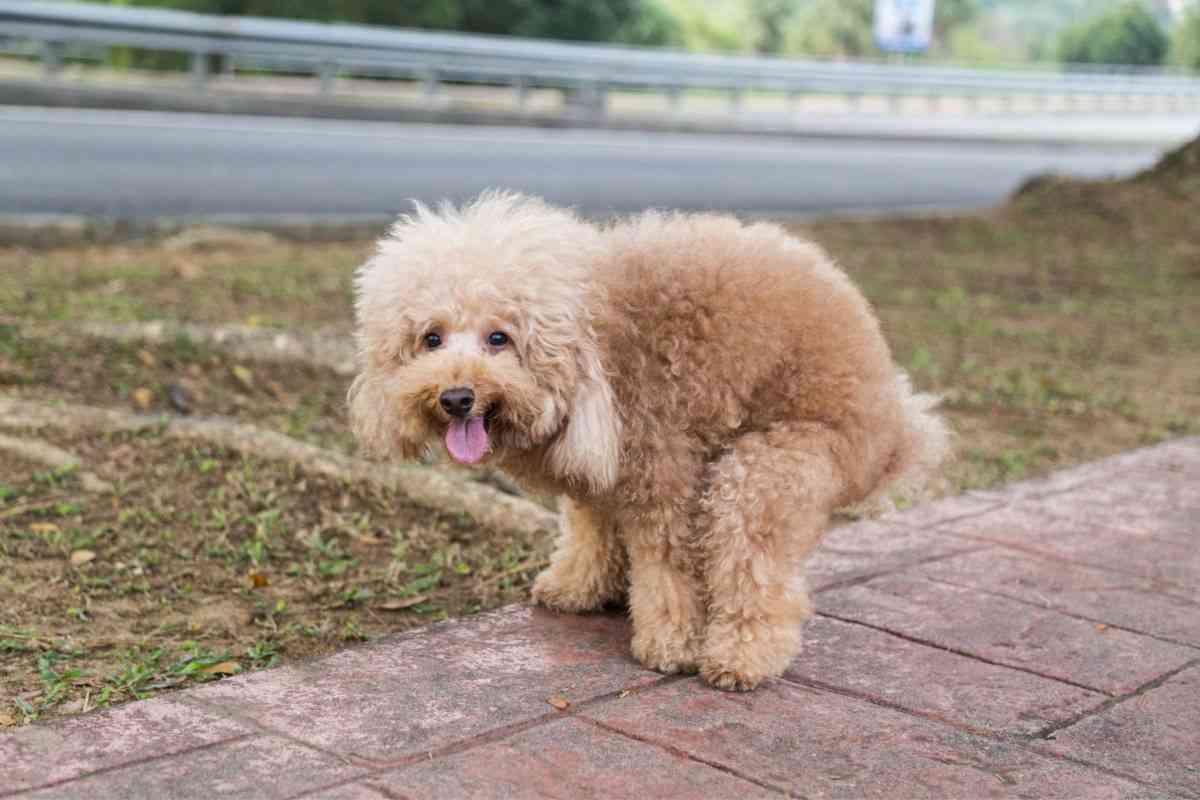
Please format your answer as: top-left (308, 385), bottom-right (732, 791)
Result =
top-left (349, 192), bottom-right (949, 691)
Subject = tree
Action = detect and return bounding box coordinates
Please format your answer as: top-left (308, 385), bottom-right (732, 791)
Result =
top-left (786, 0), bottom-right (981, 59)
top-left (1057, 2), bottom-right (1168, 66)
top-left (112, 0), bottom-right (680, 44)
top-left (787, 0), bottom-right (876, 58)
top-left (1169, 5), bottom-right (1200, 70)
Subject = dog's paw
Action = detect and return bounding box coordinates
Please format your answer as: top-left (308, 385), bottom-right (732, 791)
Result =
top-left (531, 568), bottom-right (609, 613)
top-left (699, 630), bottom-right (789, 692)
top-left (700, 662), bottom-right (765, 692)
top-left (631, 626), bottom-right (701, 676)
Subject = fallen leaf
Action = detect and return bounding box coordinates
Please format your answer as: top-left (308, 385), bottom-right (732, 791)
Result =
top-left (547, 695), bottom-right (571, 711)
top-left (167, 383), bottom-right (193, 414)
top-left (377, 596), bottom-right (428, 611)
top-left (29, 522), bottom-right (60, 534)
top-left (0, 711), bottom-right (17, 726)
top-left (231, 365), bottom-right (255, 391)
top-left (137, 349), bottom-right (157, 368)
top-left (248, 572), bottom-right (270, 588)
top-left (201, 661), bottom-right (241, 676)
top-left (263, 380), bottom-right (291, 402)
top-left (1096, 624), bottom-right (1109, 632)
top-left (131, 387), bottom-right (154, 411)
top-left (70, 549), bottom-right (96, 566)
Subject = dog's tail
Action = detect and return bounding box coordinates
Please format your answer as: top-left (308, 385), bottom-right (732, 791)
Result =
top-left (860, 372), bottom-right (954, 515)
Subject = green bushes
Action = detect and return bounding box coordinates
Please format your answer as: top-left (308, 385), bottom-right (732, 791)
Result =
top-left (1057, 2), bottom-right (1168, 66)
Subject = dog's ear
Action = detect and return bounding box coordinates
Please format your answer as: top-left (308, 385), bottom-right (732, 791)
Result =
top-left (547, 338), bottom-right (620, 494)
top-left (347, 371), bottom-right (425, 461)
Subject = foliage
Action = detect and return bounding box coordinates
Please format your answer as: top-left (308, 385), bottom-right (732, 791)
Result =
top-left (1169, 5), bottom-right (1200, 70)
top-left (1057, 2), bottom-right (1168, 66)
top-left (107, 0), bottom-right (680, 45)
top-left (786, 0), bottom-right (982, 59)
top-left (788, 0), bottom-right (877, 58)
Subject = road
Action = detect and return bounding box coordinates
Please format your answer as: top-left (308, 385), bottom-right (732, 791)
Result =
top-left (0, 106), bottom-right (1185, 219)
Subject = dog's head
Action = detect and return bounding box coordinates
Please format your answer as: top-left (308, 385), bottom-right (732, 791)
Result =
top-left (348, 192), bottom-right (620, 493)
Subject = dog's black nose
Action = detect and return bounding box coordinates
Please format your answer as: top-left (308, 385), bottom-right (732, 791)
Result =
top-left (439, 387), bottom-right (475, 418)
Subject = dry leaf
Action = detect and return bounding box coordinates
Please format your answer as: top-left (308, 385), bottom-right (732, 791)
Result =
top-left (0, 711), bottom-right (17, 727)
top-left (132, 387), bottom-right (154, 411)
top-left (137, 349), bottom-right (157, 368)
top-left (231, 365), bottom-right (255, 391)
top-left (1096, 624), bottom-right (1109, 632)
top-left (70, 550), bottom-right (96, 566)
top-left (547, 695), bottom-right (571, 711)
top-left (248, 573), bottom-right (270, 588)
top-left (378, 596), bottom-right (427, 611)
top-left (29, 522), bottom-right (60, 534)
top-left (201, 661), bottom-right (241, 676)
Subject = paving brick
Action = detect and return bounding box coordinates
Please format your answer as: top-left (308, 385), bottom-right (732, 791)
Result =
top-left (784, 616), bottom-right (1104, 735)
top-left (366, 715), bottom-right (779, 800)
top-left (19, 734), bottom-right (364, 800)
top-left (819, 573), bottom-right (1196, 694)
top-left (187, 605), bottom-right (659, 763)
top-left (877, 492), bottom-right (1004, 530)
top-left (808, 519), bottom-right (975, 591)
top-left (302, 782), bottom-right (392, 799)
top-left (584, 678), bottom-right (1142, 799)
top-left (1041, 665), bottom-right (1200, 798)
top-left (939, 504), bottom-right (1200, 599)
top-left (916, 548), bottom-right (1200, 646)
top-left (965, 438), bottom-right (1199, 510)
top-left (0, 697), bottom-right (250, 795)
top-left (1032, 477), bottom-right (1198, 544)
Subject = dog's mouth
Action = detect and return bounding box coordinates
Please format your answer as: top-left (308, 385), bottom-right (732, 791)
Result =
top-left (444, 403), bottom-right (500, 465)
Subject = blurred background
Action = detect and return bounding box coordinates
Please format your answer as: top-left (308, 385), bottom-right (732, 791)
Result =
top-left (0, 0), bottom-right (1198, 218)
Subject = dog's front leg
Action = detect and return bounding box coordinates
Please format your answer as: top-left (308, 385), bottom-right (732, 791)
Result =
top-left (620, 505), bottom-right (705, 675)
top-left (532, 497), bottom-right (627, 612)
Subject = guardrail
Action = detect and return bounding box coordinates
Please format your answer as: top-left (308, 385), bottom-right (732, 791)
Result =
top-left (2, 0), bottom-right (1199, 117)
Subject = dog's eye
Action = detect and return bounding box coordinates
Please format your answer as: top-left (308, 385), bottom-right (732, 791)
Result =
top-left (423, 332), bottom-right (442, 350)
top-left (487, 331), bottom-right (509, 347)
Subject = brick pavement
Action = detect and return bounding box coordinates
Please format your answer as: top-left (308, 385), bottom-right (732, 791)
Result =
top-left (2, 438), bottom-right (1197, 799)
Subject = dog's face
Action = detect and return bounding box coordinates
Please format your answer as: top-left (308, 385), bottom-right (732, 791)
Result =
top-left (348, 193), bottom-right (620, 493)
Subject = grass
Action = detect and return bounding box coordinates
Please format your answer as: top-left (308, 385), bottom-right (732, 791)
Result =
top-left (1, 137), bottom-right (1198, 726)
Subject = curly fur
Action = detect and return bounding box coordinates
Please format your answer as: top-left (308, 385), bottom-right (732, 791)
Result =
top-left (349, 192), bottom-right (949, 691)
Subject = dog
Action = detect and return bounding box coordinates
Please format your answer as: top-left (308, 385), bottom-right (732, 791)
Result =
top-left (348, 192), bottom-right (948, 691)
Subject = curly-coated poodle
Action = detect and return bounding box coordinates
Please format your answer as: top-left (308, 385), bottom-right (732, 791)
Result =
top-left (349, 192), bottom-right (948, 691)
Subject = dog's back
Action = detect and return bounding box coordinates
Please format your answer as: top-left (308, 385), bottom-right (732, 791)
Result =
top-left (593, 211), bottom-right (947, 508)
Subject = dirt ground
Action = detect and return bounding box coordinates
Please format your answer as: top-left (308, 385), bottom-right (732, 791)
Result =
top-left (1, 137), bottom-right (1197, 727)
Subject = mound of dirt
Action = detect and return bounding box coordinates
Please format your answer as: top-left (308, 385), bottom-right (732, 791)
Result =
top-left (1009, 132), bottom-right (1199, 219)
top-left (1134, 132), bottom-right (1200, 186)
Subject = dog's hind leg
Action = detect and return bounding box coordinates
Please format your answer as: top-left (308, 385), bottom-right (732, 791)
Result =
top-left (532, 497), bottom-right (627, 612)
top-left (697, 424), bottom-right (850, 691)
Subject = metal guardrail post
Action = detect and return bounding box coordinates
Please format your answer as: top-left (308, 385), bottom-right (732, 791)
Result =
top-left (40, 40), bottom-right (63, 80)
top-left (318, 60), bottom-right (337, 95)
top-left (667, 86), bottom-right (683, 117)
top-left (421, 68), bottom-right (439, 107)
top-left (189, 50), bottom-right (208, 91)
top-left (513, 75), bottom-right (529, 111)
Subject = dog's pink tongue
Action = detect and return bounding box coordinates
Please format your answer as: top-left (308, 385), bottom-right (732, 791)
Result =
top-left (445, 417), bottom-right (489, 464)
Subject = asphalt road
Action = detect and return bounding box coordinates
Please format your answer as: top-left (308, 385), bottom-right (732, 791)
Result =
top-left (0, 106), bottom-right (1183, 219)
